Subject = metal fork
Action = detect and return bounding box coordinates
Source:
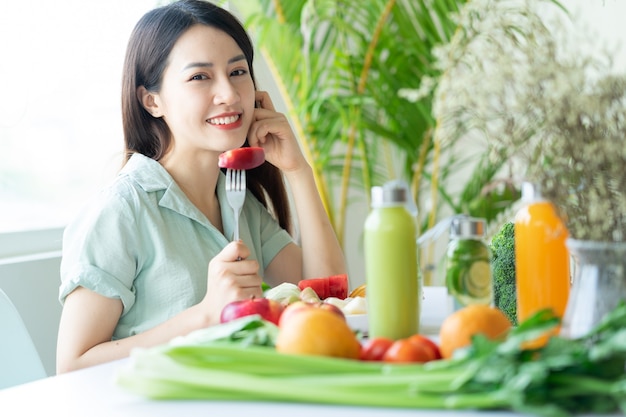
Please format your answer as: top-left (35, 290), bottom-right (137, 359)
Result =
top-left (225, 169), bottom-right (246, 241)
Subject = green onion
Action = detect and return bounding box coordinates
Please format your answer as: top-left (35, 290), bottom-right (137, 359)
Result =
top-left (117, 345), bottom-right (507, 409)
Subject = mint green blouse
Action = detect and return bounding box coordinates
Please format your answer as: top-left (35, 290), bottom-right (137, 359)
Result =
top-left (59, 153), bottom-right (293, 339)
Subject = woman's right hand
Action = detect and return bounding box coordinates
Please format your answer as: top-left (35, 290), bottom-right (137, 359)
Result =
top-left (201, 240), bottom-right (264, 324)
top-left (57, 241), bottom-right (263, 373)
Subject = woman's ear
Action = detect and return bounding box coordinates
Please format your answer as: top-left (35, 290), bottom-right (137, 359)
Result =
top-left (137, 86), bottom-right (162, 118)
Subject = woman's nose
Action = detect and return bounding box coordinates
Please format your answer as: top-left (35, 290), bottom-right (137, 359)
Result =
top-left (213, 77), bottom-right (239, 105)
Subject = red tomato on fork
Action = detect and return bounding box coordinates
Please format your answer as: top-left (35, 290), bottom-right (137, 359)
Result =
top-left (218, 147), bottom-right (265, 170)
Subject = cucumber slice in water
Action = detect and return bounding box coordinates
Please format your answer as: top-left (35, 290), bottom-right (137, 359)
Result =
top-left (446, 240), bottom-right (493, 306)
top-left (466, 261), bottom-right (492, 296)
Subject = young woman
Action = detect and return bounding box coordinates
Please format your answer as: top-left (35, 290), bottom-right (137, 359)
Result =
top-left (56, 0), bottom-right (345, 373)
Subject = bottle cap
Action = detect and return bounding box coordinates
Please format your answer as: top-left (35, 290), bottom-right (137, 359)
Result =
top-left (521, 181), bottom-right (541, 202)
top-left (371, 180), bottom-right (408, 207)
top-left (449, 215), bottom-right (486, 239)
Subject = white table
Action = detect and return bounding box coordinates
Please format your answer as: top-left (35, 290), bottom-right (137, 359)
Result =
top-left (1, 357), bottom-right (620, 417)
top-left (0, 357), bottom-right (527, 417)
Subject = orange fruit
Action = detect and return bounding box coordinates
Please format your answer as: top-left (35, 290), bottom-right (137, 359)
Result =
top-left (276, 307), bottom-right (361, 360)
top-left (438, 305), bottom-right (512, 359)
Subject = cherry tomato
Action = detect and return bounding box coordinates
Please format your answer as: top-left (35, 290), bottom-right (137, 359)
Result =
top-left (407, 334), bottom-right (442, 361)
top-left (218, 147), bottom-right (265, 170)
top-left (382, 339), bottom-right (433, 363)
top-left (360, 337), bottom-right (394, 361)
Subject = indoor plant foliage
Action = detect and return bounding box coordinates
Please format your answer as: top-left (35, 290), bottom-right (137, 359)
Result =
top-left (532, 75), bottom-right (626, 243)
top-left (231, 0), bottom-right (530, 244)
top-left (430, 0), bottom-right (626, 243)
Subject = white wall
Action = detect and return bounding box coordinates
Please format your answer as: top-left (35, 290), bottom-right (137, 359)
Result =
top-left (564, 0), bottom-right (626, 71)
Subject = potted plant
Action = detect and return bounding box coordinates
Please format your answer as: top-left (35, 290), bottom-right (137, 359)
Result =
top-left (431, 0), bottom-right (626, 335)
top-left (232, 0), bottom-right (525, 249)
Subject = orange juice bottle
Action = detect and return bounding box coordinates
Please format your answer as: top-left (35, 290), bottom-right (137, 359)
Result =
top-left (514, 182), bottom-right (570, 342)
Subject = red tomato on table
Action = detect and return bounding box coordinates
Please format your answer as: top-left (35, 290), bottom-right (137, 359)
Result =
top-left (360, 337), bottom-right (394, 361)
top-left (407, 334), bottom-right (442, 360)
top-left (382, 339), bottom-right (433, 363)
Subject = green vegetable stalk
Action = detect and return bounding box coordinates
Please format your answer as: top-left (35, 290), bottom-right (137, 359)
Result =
top-left (491, 221), bottom-right (517, 325)
top-left (117, 303), bottom-right (626, 416)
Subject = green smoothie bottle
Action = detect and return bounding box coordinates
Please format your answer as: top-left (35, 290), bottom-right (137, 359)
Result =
top-left (364, 181), bottom-right (420, 340)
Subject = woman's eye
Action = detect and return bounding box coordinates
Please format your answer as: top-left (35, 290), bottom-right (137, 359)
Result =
top-left (231, 69), bottom-right (248, 77)
top-left (190, 74), bottom-right (208, 81)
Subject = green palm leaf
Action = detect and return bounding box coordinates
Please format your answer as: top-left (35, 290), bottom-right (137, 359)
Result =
top-left (233, 0), bottom-right (561, 245)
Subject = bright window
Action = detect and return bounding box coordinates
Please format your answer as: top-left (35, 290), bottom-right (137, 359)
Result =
top-left (0, 0), bottom-right (158, 233)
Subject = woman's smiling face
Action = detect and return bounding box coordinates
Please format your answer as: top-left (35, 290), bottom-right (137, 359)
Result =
top-left (152, 24), bottom-right (255, 155)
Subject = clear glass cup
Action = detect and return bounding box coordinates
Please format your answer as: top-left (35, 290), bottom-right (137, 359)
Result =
top-left (560, 239), bottom-right (626, 339)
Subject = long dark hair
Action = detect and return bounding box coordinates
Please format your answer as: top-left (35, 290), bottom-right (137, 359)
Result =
top-left (121, 0), bottom-right (292, 232)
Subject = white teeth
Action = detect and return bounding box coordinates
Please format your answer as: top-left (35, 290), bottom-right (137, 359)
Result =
top-left (208, 115), bottom-right (240, 125)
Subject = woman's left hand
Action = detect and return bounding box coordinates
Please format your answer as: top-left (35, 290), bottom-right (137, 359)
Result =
top-left (249, 93), bottom-right (347, 282)
top-left (247, 91), bottom-right (308, 173)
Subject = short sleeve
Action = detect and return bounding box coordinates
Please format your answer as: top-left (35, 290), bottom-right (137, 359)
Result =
top-left (59, 187), bottom-right (141, 316)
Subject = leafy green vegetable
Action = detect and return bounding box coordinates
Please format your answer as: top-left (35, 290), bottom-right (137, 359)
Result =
top-left (491, 221), bottom-right (517, 325)
top-left (117, 303), bottom-right (626, 416)
top-left (263, 282), bottom-right (301, 305)
top-left (168, 314), bottom-right (279, 348)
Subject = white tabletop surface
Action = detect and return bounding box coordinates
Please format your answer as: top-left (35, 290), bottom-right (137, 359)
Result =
top-left (2, 357), bottom-right (620, 417)
top-left (0, 357), bottom-right (531, 417)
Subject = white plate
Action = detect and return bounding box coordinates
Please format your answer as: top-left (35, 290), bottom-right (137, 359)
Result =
top-left (345, 314), bottom-right (368, 335)
top-left (345, 287), bottom-right (451, 337)
top-left (346, 314), bottom-right (442, 342)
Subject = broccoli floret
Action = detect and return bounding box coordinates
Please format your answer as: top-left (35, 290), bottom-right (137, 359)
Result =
top-left (491, 221), bottom-right (517, 325)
